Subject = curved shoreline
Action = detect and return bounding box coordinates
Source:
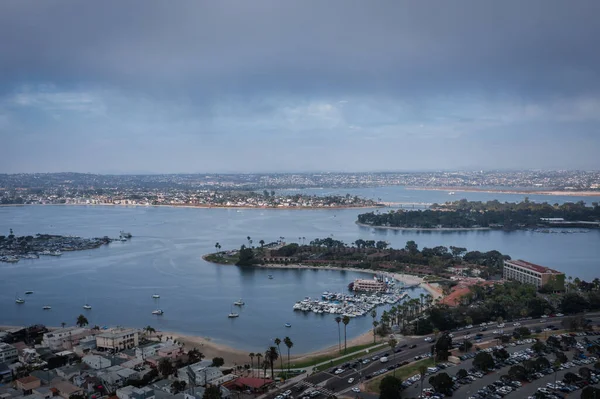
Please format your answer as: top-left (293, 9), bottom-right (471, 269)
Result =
top-left (406, 186), bottom-right (600, 197)
top-left (0, 203), bottom-right (383, 211)
top-left (356, 221), bottom-right (492, 231)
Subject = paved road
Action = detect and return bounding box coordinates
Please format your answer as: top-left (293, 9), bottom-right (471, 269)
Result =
top-left (262, 313), bottom-right (600, 399)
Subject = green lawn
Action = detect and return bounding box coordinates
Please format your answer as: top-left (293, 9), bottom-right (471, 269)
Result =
top-left (289, 342), bottom-right (384, 370)
top-left (365, 357), bottom-right (436, 394)
top-left (204, 253), bottom-right (238, 264)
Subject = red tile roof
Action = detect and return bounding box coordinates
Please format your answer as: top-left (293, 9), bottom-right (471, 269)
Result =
top-left (18, 376), bottom-right (40, 384)
top-left (230, 377), bottom-right (274, 389)
top-left (506, 260), bottom-right (562, 274)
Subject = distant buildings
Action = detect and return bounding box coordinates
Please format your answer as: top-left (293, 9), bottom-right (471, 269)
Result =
top-left (96, 328), bottom-right (139, 352)
top-left (503, 259), bottom-right (565, 290)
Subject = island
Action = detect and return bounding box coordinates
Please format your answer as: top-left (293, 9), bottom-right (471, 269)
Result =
top-left (357, 199), bottom-right (600, 230)
top-left (0, 231), bottom-right (121, 263)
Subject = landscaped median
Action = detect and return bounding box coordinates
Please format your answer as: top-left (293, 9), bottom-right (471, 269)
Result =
top-left (290, 342), bottom-right (386, 371)
top-left (364, 357), bottom-right (436, 394)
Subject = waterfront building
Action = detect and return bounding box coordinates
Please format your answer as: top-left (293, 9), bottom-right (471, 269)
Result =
top-left (96, 328), bottom-right (139, 352)
top-left (42, 327), bottom-right (89, 351)
top-left (353, 278), bottom-right (387, 292)
top-left (177, 361), bottom-right (223, 386)
top-left (0, 343), bottom-right (18, 364)
top-left (503, 259), bottom-right (565, 289)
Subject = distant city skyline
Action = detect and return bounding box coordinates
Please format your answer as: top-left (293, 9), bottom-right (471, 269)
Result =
top-left (1, 1), bottom-right (600, 173)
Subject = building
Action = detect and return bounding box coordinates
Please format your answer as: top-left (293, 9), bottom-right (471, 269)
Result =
top-left (42, 327), bottom-right (89, 351)
top-left (16, 376), bottom-right (41, 392)
top-left (83, 354), bottom-right (112, 370)
top-left (96, 328), bottom-right (139, 352)
top-left (177, 362), bottom-right (222, 386)
top-left (352, 278), bottom-right (387, 292)
top-left (52, 380), bottom-right (84, 399)
top-left (503, 259), bottom-right (565, 289)
top-left (0, 343), bottom-right (18, 364)
top-left (116, 386), bottom-right (155, 399)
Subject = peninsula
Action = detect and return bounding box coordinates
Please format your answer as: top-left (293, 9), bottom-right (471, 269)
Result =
top-left (0, 231), bottom-right (121, 263)
top-left (357, 199), bottom-right (600, 230)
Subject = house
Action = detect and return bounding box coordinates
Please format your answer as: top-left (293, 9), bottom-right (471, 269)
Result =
top-left (224, 377), bottom-right (274, 393)
top-left (56, 364), bottom-right (84, 380)
top-left (83, 355), bottom-right (112, 370)
top-left (30, 369), bottom-right (58, 385)
top-left (177, 362), bottom-right (222, 386)
top-left (42, 327), bottom-right (90, 351)
top-left (19, 348), bottom-right (41, 365)
top-left (0, 343), bottom-right (18, 364)
top-left (16, 376), bottom-right (41, 392)
top-left (116, 386), bottom-right (155, 399)
top-left (52, 380), bottom-right (84, 399)
top-left (32, 386), bottom-right (53, 399)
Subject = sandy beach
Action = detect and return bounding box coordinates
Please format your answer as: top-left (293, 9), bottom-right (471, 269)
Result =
top-left (407, 187), bottom-right (600, 197)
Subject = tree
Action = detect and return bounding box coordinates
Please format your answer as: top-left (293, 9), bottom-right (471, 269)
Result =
top-left (456, 369), bottom-right (468, 379)
top-left (202, 385), bottom-right (222, 399)
top-left (531, 340), bottom-right (546, 355)
top-left (334, 317), bottom-right (342, 354)
top-left (171, 380), bottom-right (187, 394)
top-left (144, 325), bottom-right (156, 336)
top-left (283, 336), bottom-right (293, 374)
top-left (61, 322), bottom-right (66, 328)
top-left (581, 386), bottom-right (600, 399)
top-left (274, 338), bottom-right (285, 375)
top-left (188, 348), bottom-right (204, 364)
top-left (371, 309), bottom-right (377, 343)
top-left (473, 352), bottom-right (494, 372)
top-left (211, 357), bottom-right (224, 368)
top-left (342, 315), bottom-right (350, 353)
top-left (508, 365), bottom-right (528, 381)
top-left (428, 372), bottom-right (453, 395)
top-left (158, 358), bottom-right (175, 377)
top-left (236, 245), bottom-right (255, 266)
top-left (265, 347), bottom-right (278, 380)
top-left (259, 239), bottom-right (265, 248)
top-left (76, 314), bottom-right (89, 327)
top-left (580, 366), bottom-right (592, 380)
top-left (434, 333), bottom-right (452, 361)
top-left (379, 375), bottom-right (402, 399)
top-left (249, 353), bottom-right (255, 377)
top-left (405, 240), bottom-right (419, 255)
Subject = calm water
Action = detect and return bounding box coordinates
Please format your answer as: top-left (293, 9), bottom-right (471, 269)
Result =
top-left (0, 187), bottom-right (599, 353)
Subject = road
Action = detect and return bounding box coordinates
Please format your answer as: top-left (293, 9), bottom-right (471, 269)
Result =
top-left (262, 313), bottom-right (600, 399)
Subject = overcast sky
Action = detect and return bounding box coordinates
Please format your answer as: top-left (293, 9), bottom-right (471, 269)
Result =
top-left (1, 1), bottom-right (599, 173)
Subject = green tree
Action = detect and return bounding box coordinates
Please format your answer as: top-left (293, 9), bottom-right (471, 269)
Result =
top-left (188, 348), bottom-right (204, 364)
top-left (202, 385), bottom-right (222, 399)
top-left (236, 245), bottom-right (255, 266)
top-left (342, 315), bottom-right (350, 353)
top-left (211, 357), bottom-right (224, 368)
top-left (456, 369), bottom-right (468, 379)
top-left (274, 338), bottom-right (285, 375)
top-left (388, 338), bottom-right (397, 376)
top-left (76, 314), bottom-right (89, 327)
top-left (265, 347), bottom-right (278, 380)
top-left (158, 358), bottom-right (175, 377)
top-left (428, 372), bottom-right (453, 395)
top-left (283, 336), bottom-right (293, 374)
top-left (379, 375), bottom-right (402, 399)
top-left (473, 352), bottom-right (494, 372)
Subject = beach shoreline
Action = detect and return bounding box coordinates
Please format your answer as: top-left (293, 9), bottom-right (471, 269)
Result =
top-left (355, 222), bottom-right (491, 231)
top-left (0, 203), bottom-right (383, 211)
top-left (406, 187), bottom-right (600, 197)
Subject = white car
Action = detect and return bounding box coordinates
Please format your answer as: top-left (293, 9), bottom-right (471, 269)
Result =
top-left (465, 324), bottom-right (473, 329)
top-left (348, 378), bottom-right (354, 384)
top-left (351, 388), bottom-right (360, 393)
top-left (284, 391), bottom-right (292, 396)
top-left (497, 323), bottom-right (505, 328)
top-left (334, 369), bottom-right (344, 375)
top-left (424, 337), bottom-right (433, 342)
top-left (513, 322), bottom-right (521, 326)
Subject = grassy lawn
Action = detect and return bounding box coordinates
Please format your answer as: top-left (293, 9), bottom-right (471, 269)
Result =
top-left (365, 358), bottom-right (436, 394)
top-left (289, 342), bottom-right (384, 370)
top-left (204, 253), bottom-right (238, 264)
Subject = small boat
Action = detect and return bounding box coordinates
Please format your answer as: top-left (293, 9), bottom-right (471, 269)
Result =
top-left (16, 298), bottom-right (25, 304)
top-left (152, 309), bottom-right (164, 315)
top-left (152, 294), bottom-right (160, 299)
top-left (25, 291), bottom-right (34, 295)
top-left (43, 306), bottom-right (51, 310)
top-left (268, 275), bottom-right (273, 279)
top-left (228, 305), bottom-right (239, 318)
top-left (285, 323), bottom-right (291, 328)
top-left (233, 298), bottom-right (245, 306)
top-left (83, 304), bottom-right (92, 310)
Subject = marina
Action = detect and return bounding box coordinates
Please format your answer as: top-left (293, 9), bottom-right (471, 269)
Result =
top-left (292, 290), bottom-right (409, 317)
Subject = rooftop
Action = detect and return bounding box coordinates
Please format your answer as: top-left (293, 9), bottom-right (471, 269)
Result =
top-left (505, 259), bottom-right (563, 274)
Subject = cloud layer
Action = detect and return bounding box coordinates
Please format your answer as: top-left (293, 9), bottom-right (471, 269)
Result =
top-left (1, 1), bottom-right (599, 172)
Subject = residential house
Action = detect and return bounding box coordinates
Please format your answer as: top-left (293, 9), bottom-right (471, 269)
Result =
top-left (0, 343), bottom-right (18, 364)
top-left (83, 355), bottom-right (112, 370)
top-left (42, 327), bottom-right (90, 351)
top-left (52, 380), bottom-right (84, 399)
top-left (32, 386), bottom-right (53, 399)
top-left (16, 376), bottom-right (41, 393)
top-left (56, 364), bottom-right (84, 381)
top-left (177, 362), bottom-right (222, 386)
top-left (96, 329), bottom-right (139, 352)
top-left (116, 386), bottom-right (155, 399)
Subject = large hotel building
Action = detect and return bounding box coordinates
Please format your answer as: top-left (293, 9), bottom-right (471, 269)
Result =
top-left (503, 259), bottom-right (565, 289)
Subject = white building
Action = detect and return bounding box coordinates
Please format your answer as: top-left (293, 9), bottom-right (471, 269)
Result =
top-left (82, 354), bottom-right (112, 370)
top-left (42, 327), bottom-right (89, 351)
top-left (177, 362), bottom-right (223, 386)
top-left (0, 343), bottom-right (18, 363)
top-left (96, 328), bottom-right (139, 352)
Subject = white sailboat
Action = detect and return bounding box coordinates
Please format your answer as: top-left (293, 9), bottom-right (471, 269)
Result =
top-left (228, 305), bottom-right (239, 318)
top-left (152, 298), bottom-right (164, 315)
top-left (152, 294), bottom-right (160, 299)
top-left (233, 298), bottom-right (245, 306)
top-left (83, 297), bottom-right (92, 310)
top-left (15, 293), bottom-right (25, 304)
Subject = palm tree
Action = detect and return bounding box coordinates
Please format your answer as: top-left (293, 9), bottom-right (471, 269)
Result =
top-left (419, 364), bottom-right (428, 395)
top-left (255, 352), bottom-right (263, 376)
top-left (370, 310), bottom-right (377, 343)
top-left (61, 322), bottom-right (66, 328)
top-left (274, 338), bottom-right (285, 373)
top-left (144, 325), bottom-right (156, 337)
top-left (372, 320), bottom-right (379, 343)
top-left (334, 317), bottom-right (342, 353)
top-left (262, 358), bottom-right (269, 382)
top-left (388, 338), bottom-right (397, 376)
top-left (342, 315), bottom-right (350, 353)
top-left (249, 353), bottom-right (255, 377)
top-left (76, 314), bottom-right (89, 327)
top-left (259, 239), bottom-right (265, 248)
top-left (283, 337), bottom-right (293, 374)
top-left (265, 347), bottom-right (279, 380)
